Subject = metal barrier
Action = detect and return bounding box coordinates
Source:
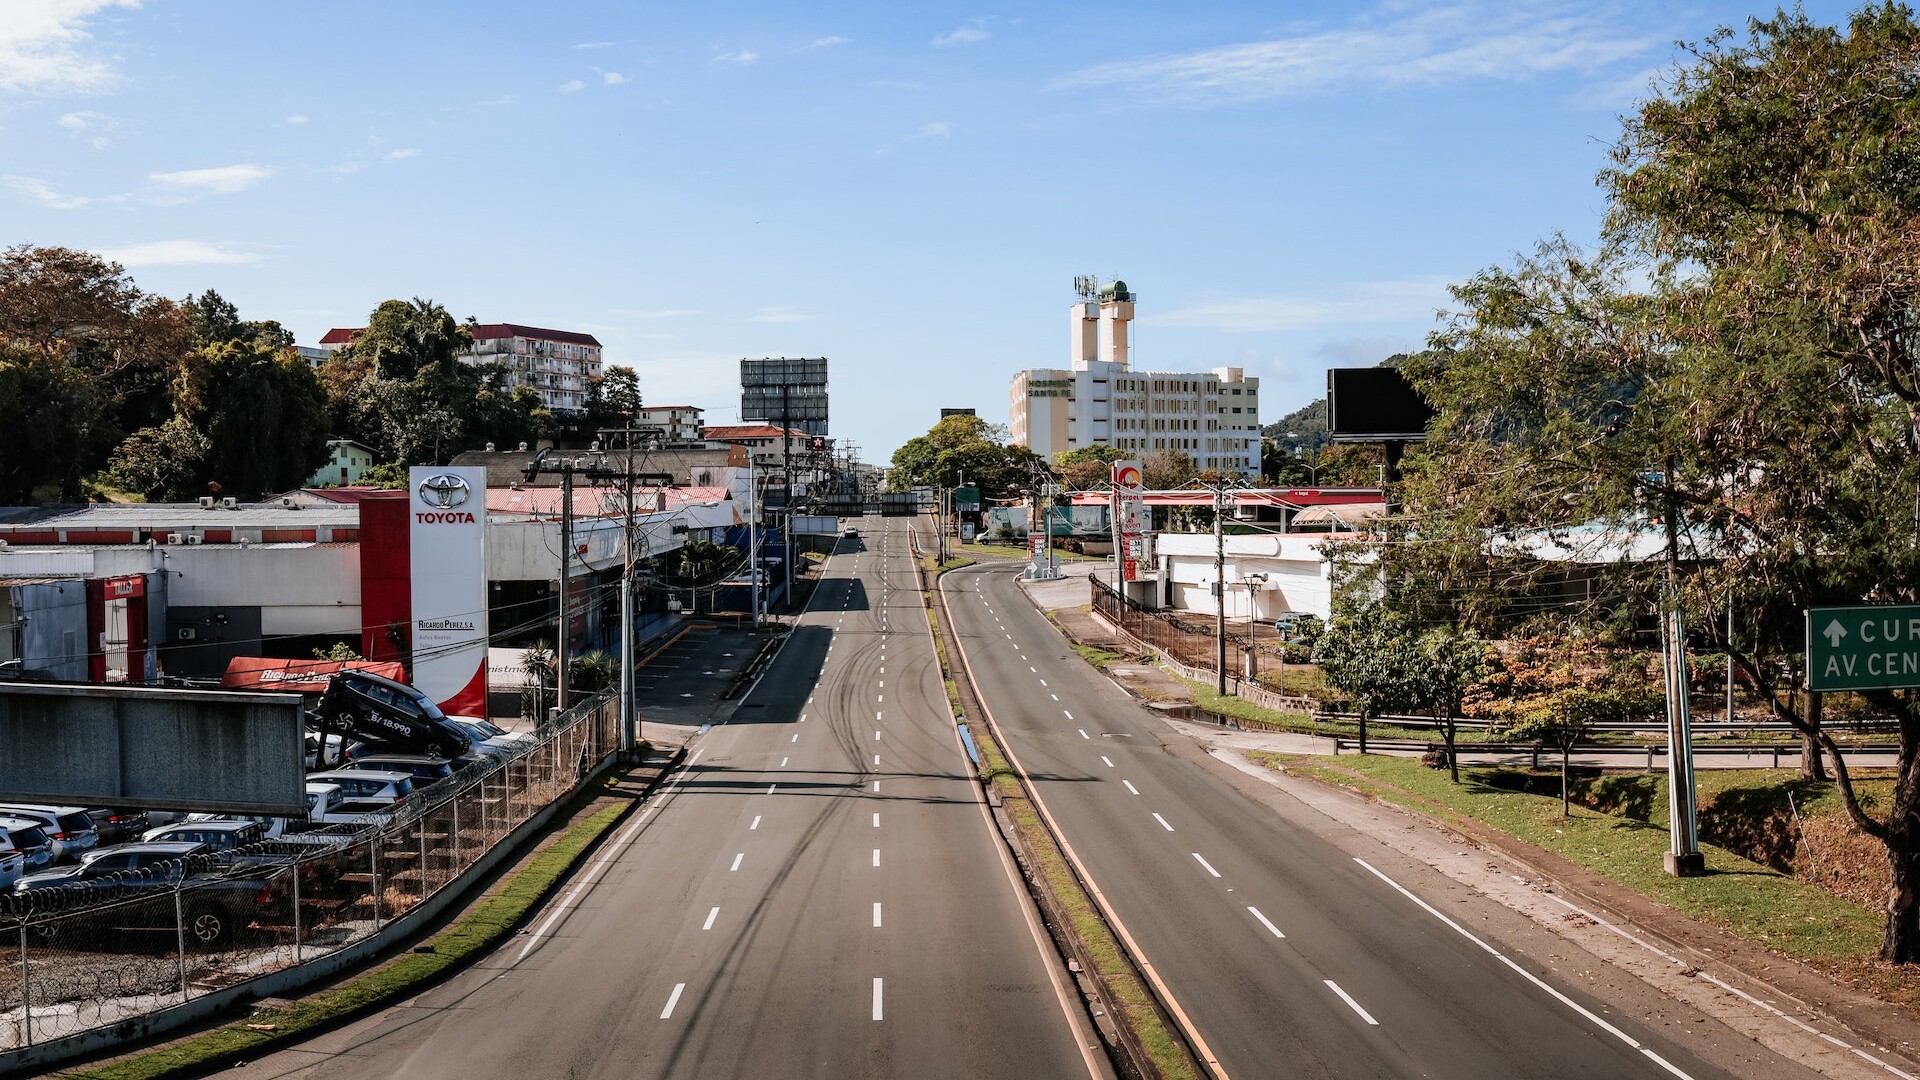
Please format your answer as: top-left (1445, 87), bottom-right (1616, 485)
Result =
top-left (1091, 575), bottom-right (1252, 674)
top-left (0, 692), bottom-right (618, 1052)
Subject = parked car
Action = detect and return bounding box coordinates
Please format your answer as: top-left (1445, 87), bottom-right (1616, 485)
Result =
top-left (309, 670), bottom-right (473, 760)
top-left (0, 848), bottom-right (23, 890)
top-left (85, 808), bottom-right (150, 845)
top-left (0, 806), bottom-right (99, 863)
top-left (10, 841), bottom-right (275, 946)
top-left (0, 818), bottom-right (56, 872)
top-left (335, 754), bottom-right (456, 789)
top-left (444, 717), bottom-right (534, 759)
top-left (303, 782), bottom-right (396, 826)
top-left (305, 770), bottom-right (415, 806)
top-left (142, 819), bottom-right (269, 853)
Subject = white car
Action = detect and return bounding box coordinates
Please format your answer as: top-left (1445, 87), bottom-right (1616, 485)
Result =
top-left (0, 805), bottom-right (100, 864)
top-left (305, 770), bottom-right (415, 805)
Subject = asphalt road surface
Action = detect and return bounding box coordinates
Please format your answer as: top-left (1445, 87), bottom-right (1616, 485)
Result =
top-left (938, 550), bottom-right (1824, 1080)
top-left (226, 518), bottom-right (1099, 1080)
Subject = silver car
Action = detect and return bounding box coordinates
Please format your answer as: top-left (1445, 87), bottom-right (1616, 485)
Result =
top-left (0, 805), bottom-right (100, 864)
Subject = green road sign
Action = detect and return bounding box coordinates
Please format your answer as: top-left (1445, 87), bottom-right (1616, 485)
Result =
top-left (1807, 604), bottom-right (1920, 692)
top-left (955, 486), bottom-right (981, 512)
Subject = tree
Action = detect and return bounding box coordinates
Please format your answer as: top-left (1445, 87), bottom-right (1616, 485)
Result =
top-left (1141, 449), bottom-right (1196, 490)
top-left (0, 246), bottom-right (192, 498)
top-left (1315, 592), bottom-right (1421, 754)
top-left (1059, 459), bottom-right (1110, 491)
top-left (101, 415), bottom-right (210, 501)
top-left (887, 413), bottom-right (1045, 496)
top-left (1055, 444), bottom-right (1124, 467)
top-left (184, 289), bottom-right (293, 350)
top-left (1414, 626), bottom-right (1495, 784)
top-left (196, 340), bottom-right (331, 496)
top-left (585, 366), bottom-right (643, 436)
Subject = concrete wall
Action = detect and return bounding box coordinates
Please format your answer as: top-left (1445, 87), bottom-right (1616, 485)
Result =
top-left (12, 581), bottom-right (88, 681)
top-left (0, 683), bottom-right (306, 814)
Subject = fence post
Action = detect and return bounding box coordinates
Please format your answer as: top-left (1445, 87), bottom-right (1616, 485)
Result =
top-left (292, 860), bottom-right (303, 965)
top-left (420, 822), bottom-right (430, 901)
top-left (371, 842), bottom-right (383, 929)
top-left (451, 788), bottom-right (463, 875)
top-left (1532, 743), bottom-right (1541, 770)
top-left (174, 886), bottom-right (190, 1003)
top-left (19, 921), bottom-right (31, 1048)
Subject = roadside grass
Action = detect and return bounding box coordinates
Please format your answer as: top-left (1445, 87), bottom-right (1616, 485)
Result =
top-left (1250, 752), bottom-right (1885, 971)
top-left (921, 554), bottom-right (975, 574)
top-left (1072, 642), bottom-right (1126, 670)
top-left (71, 778), bottom-right (641, 1080)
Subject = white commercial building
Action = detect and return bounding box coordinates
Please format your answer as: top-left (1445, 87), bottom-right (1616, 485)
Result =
top-left (1153, 532), bottom-right (1339, 622)
top-left (1010, 281), bottom-right (1262, 475)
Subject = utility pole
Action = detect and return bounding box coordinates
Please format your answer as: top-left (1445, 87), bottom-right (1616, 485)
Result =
top-left (748, 457), bottom-right (762, 628)
top-left (1214, 484), bottom-right (1227, 696)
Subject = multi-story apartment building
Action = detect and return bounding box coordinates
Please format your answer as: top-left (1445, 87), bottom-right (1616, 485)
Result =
top-left (1009, 281), bottom-right (1261, 476)
top-left (316, 322), bottom-right (604, 415)
top-left (634, 405), bottom-right (706, 443)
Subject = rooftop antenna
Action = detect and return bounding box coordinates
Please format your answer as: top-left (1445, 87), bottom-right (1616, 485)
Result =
top-left (1073, 274), bottom-right (1099, 301)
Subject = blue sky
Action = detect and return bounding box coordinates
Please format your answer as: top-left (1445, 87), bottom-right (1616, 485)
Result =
top-left (0, 1), bottom-right (1860, 462)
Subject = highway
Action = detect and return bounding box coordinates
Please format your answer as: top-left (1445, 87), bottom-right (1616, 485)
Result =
top-left (228, 518), bottom-right (1100, 1080)
top-left (938, 552), bottom-right (1824, 1080)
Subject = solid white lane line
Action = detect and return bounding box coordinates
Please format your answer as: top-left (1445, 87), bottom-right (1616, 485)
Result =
top-left (873, 977), bottom-right (884, 1021)
top-left (703, 907), bottom-right (720, 931)
top-left (1123, 780), bottom-right (1140, 795)
top-left (660, 983), bottom-right (686, 1019)
top-left (1193, 852), bottom-right (1222, 878)
top-left (1325, 981), bottom-right (1379, 1026)
top-left (872, 848), bottom-right (881, 867)
top-left (872, 812), bottom-right (880, 828)
top-left (1079, 729), bottom-right (1091, 739)
top-left (1248, 906), bottom-right (1286, 939)
top-left (1153, 812), bottom-right (1174, 831)
top-left (1101, 756), bottom-right (1115, 767)
top-left (874, 902), bottom-right (883, 927)
top-left (730, 853), bottom-right (743, 872)
top-left (1355, 858), bottom-right (1696, 1080)
top-left (750, 815), bottom-right (761, 830)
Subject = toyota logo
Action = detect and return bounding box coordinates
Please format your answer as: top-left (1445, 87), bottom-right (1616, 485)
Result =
top-left (418, 473), bottom-right (472, 509)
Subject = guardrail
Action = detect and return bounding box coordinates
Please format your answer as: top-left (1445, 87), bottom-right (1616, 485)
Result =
top-left (0, 691), bottom-right (619, 1058)
top-left (1323, 735), bottom-right (1897, 768)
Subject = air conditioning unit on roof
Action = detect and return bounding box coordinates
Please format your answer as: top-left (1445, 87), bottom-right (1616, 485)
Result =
top-left (185, 535), bottom-right (204, 545)
top-left (199, 496), bottom-right (215, 509)
top-left (166, 533), bottom-right (184, 545)
top-left (220, 497), bottom-right (238, 509)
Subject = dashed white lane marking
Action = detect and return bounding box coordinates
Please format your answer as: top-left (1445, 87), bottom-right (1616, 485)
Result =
top-left (791, 733), bottom-right (799, 743)
top-left (1248, 906), bottom-right (1286, 939)
top-left (1078, 729), bottom-right (1091, 740)
top-left (660, 983), bottom-right (686, 1019)
top-left (872, 779), bottom-right (880, 792)
top-left (1101, 756), bottom-right (1115, 767)
top-left (873, 902), bottom-right (883, 927)
top-left (799, 713), bottom-right (807, 722)
top-left (876, 710), bottom-right (884, 721)
top-left (877, 694), bottom-right (884, 703)
top-left (1356, 858), bottom-right (1696, 1080)
top-left (1153, 812), bottom-right (1175, 832)
top-left (780, 756), bottom-right (789, 767)
top-left (750, 815), bottom-right (762, 830)
top-left (730, 853), bottom-right (743, 872)
top-left (1325, 980), bottom-right (1379, 1026)
top-left (873, 978), bottom-right (884, 1021)
top-left (1193, 852), bottom-right (1222, 878)
top-left (766, 783), bottom-right (777, 795)
top-left (872, 812), bottom-right (881, 828)
top-left (874, 754), bottom-right (881, 765)
top-left (1039, 679), bottom-right (1047, 687)
top-left (1051, 694), bottom-right (1060, 701)
top-left (878, 680), bottom-right (884, 687)
top-left (1063, 710), bottom-right (1074, 720)
top-left (873, 848), bottom-right (881, 867)
top-left (875, 730), bottom-right (883, 741)
top-left (703, 907), bottom-right (720, 931)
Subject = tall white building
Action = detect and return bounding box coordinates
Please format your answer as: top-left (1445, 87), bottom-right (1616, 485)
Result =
top-left (1010, 281), bottom-right (1261, 476)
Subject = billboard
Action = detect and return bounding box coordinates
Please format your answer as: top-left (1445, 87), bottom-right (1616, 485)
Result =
top-left (410, 466), bottom-right (489, 716)
top-left (741, 357), bottom-right (830, 435)
top-left (1326, 366), bottom-right (1434, 442)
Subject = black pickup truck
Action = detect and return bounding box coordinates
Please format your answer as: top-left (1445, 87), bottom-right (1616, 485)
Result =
top-left (9, 841), bottom-right (277, 946)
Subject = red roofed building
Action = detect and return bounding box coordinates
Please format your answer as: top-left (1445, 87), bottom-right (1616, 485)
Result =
top-left (313, 322), bottom-right (606, 415)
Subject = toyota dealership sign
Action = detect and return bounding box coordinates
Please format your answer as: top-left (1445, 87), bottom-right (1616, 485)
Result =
top-left (410, 467), bottom-right (488, 716)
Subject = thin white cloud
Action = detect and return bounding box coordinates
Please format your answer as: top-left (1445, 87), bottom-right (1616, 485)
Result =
top-left (1050, 4), bottom-right (1658, 104)
top-left (0, 0), bottom-right (139, 95)
top-left (712, 50), bottom-right (759, 66)
top-left (384, 148), bottom-right (421, 161)
top-left (801, 36), bottom-right (850, 51)
top-left (3, 174), bottom-right (97, 209)
top-left (282, 113), bottom-right (308, 125)
top-left (603, 71), bottom-right (627, 85)
top-left (97, 240), bottom-right (264, 267)
top-left (56, 110), bottom-right (99, 131)
top-left (614, 308), bottom-right (701, 320)
top-left (933, 24), bottom-right (989, 47)
top-left (1148, 278), bottom-right (1453, 332)
top-left (558, 79), bottom-right (585, 93)
top-left (149, 163), bottom-right (272, 195)
top-left (325, 161), bottom-right (369, 175)
top-left (914, 121), bottom-right (951, 141)
top-left (745, 306), bottom-right (811, 324)
top-left (572, 39), bottom-right (633, 50)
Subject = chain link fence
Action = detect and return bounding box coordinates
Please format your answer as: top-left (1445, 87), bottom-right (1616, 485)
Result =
top-left (0, 691), bottom-right (619, 1052)
top-left (1090, 575), bottom-right (1251, 674)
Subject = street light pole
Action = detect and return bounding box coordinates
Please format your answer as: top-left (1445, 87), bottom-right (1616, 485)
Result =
top-left (1214, 485), bottom-right (1227, 695)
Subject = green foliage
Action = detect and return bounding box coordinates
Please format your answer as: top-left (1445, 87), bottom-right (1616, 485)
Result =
top-left (1055, 444), bottom-right (1124, 466)
top-left (1315, 594), bottom-right (1421, 720)
top-left (0, 349), bottom-right (120, 502)
top-left (1140, 448), bottom-right (1196, 490)
top-left (198, 340), bottom-right (331, 495)
top-left (585, 366), bottom-right (642, 435)
top-left (568, 649), bottom-right (617, 694)
top-left (184, 289), bottom-right (293, 350)
top-left (311, 641), bottom-right (364, 662)
top-left (889, 412), bottom-right (1050, 496)
top-left (101, 415), bottom-right (210, 501)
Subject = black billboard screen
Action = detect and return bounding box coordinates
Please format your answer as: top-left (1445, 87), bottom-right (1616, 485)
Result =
top-left (1326, 367), bottom-right (1434, 441)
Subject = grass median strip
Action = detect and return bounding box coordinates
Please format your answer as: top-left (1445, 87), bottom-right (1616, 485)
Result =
top-left (70, 783), bottom-right (641, 1080)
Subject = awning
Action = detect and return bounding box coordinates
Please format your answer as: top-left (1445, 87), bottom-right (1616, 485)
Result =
top-left (220, 657), bottom-right (407, 693)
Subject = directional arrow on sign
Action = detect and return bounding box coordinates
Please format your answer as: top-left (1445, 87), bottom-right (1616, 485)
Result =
top-left (1824, 619), bottom-right (1848, 647)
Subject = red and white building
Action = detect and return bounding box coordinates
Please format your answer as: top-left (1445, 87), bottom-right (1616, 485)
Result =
top-left (317, 322), bottom-right (605, 414)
